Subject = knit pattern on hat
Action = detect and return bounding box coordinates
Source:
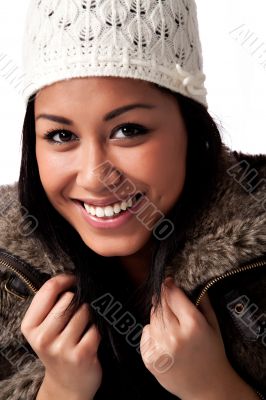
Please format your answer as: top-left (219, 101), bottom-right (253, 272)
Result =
top-left (22, 0), bottom-right (207, 106)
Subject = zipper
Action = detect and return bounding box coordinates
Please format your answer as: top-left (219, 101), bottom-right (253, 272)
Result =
top-left (195, 257), bottom-right (266, 307)
top-left (195, 257), bottom-right (266, 400)
top-left (0, 250), bottom-right (44, 296)
top-left (0, 257), bottom-right (38, 295)
top-left (256, 390), bottom-right (265, 399)
top-left (1, 252), bottom-right (265, 398)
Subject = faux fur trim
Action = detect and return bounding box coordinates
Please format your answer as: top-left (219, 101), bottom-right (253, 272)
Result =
top-left (0, 183), bottom-right (74, 276)
top-left (166, 145), bottom-right (266, 292)
top-left (0, 144), bottom-right (265, 290)
top-left (0, 358), bottom-right (44, 400)
top-left (0, 144), bottom-right (265, 397)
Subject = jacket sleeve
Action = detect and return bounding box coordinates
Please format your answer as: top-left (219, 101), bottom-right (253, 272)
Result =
top-left (0, 270), bottom-right (45, 400)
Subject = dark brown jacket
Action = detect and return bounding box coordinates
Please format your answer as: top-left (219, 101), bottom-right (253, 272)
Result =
top-left (0, 145), bottom-right (265, 399)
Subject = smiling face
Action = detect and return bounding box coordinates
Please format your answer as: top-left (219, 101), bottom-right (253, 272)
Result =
top-left (35, 77), bottom-right (187, 258)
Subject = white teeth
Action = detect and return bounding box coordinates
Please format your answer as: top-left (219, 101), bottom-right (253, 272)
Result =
top-left (103, 206), bottom-right (114, 217)
top-left (83, 196), bottom-right (135, 218)
top-left (113, 203), bottom-right (121, 214)
top-left (120, 201), bottom-right (127, 211)
top-left (95, 207), bottom-right (105, 218)
top-left (90, 207), bottom-right (96, 216)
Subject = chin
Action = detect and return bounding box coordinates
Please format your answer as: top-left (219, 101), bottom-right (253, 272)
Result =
top-left (81, 236), bottom-right (147, 257)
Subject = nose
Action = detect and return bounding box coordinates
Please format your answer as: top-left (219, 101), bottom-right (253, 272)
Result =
top-left (75, 141), bottom-right (123, 192)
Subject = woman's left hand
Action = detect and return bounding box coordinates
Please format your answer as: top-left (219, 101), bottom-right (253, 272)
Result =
top-left (139, 278), bottom-right (249, 400)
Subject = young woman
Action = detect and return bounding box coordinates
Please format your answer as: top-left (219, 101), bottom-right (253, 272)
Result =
top-left (0, 1), bottom-right (265, 399)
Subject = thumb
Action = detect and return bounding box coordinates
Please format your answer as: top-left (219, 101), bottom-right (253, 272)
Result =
top-left (198, 294), bottom-right (221, 334)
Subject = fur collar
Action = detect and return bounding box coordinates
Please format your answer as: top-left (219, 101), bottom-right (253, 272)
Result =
top-left (0, 145), bottom-right (265, 293)
top-left (167, 145), bottom-right (266, 292)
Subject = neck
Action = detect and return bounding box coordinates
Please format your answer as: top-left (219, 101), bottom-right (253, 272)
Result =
top-left (117, 239), bottom-right (155, 287)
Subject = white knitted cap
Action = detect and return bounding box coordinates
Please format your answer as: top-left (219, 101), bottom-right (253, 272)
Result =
top-left (22, 0), bottom-right (208, 107)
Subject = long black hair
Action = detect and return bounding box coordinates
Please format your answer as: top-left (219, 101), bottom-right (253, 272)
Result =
top-left (18, 86), bottom-right (223, 370)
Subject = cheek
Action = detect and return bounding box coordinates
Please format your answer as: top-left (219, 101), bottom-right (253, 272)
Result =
top-left (128, 133), bottom-right (187, 207)
top-left (35, 144), bottom-right (71, 197)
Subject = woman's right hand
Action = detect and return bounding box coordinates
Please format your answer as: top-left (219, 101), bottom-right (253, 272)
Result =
top-left (21, 273), bottom-right (102, 400)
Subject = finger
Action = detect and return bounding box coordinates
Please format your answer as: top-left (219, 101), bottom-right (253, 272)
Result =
top-left (198, 294), bottom-right (221, 333)
top-left (163, 279), bottom-right (198, 325)
top-left (38, 291), bottom-right (75, 342)
top-left (140, 324), bottom-right (153, 358)
top-left (150, 285), bottom-right (179, 329)
top-left (77, 324), bottom-right (101, 355)
top-left (140, 323), bottom-right (171, 369)
top-left (60, 303), bottom-right (91, 346)
top-left (161, 284), bottom-right (181, 325)
top-left (146, 288), bottom-right (180, 351)
top-left (22, 273), bottom-right (76, 329)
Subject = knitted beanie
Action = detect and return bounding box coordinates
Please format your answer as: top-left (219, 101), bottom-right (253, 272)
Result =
top-left (22, 0), bottom-right (208, 107)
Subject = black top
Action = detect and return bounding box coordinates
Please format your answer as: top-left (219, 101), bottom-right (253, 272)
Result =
top-left (94, 257), bottom-right (179, 399)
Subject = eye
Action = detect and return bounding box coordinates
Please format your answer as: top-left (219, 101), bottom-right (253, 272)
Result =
top-left (43, 129), bottom-right (78, 145)
top-left (111, 123), bottom-right (149, 139)
top-left (42, 123), bottom-right (150, 145)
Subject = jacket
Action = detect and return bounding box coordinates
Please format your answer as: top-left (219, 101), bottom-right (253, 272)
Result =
top-left (0, 145), bottom-right (265, 399)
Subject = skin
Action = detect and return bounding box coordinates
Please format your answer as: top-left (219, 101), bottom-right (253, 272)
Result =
top-left (21, 274), bottom-right (101, 400)
top-left (23, 77), bottom-right (259, 399)
top-left (34, 76), bottom-right (188, 283)
top-left (141, 279), bottom-right (259, 400)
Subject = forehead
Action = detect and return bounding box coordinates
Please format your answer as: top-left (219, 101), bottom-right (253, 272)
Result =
top-left (35, 77), bottom-right (163, 105)
top-left (33, 76), bottom-right (181, 127)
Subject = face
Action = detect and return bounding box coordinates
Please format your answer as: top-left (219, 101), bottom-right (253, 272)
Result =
top-left (35, 77), bottom-right (187, 257)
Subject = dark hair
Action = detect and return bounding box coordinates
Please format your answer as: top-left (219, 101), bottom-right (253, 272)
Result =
top-left (18, 87), bottom-right (223, 374)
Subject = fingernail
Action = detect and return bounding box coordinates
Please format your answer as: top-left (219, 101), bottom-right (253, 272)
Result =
top-left (163, 277), bottom-right (174, 288)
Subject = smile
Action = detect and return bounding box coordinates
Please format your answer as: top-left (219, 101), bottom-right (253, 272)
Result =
top-left (74, 193), bottom-right (146, 229)
top-left (82, 192), bottom-right (143, 218)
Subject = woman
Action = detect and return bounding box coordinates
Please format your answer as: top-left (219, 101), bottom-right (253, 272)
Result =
top-left (0, 0), bottom-right (265, 399)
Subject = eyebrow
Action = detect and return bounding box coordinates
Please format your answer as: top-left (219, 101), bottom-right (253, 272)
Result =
top-left (35, 103), bottom-right (156, 125)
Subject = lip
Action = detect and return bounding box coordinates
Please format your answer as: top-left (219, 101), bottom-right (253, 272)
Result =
top-left (73, 195), bottom-right (146, 229)
top-left (73, 193), bottom-right (142, 207)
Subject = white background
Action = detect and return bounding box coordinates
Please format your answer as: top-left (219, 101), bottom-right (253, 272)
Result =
top-left (0, 0), bottom-right (265, 185)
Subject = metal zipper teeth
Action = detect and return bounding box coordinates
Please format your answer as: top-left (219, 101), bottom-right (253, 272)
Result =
top-left (256, 390), bottom-right (265, 399)
top-left (0, 256), bottom-right (265, 399)
top-left (195, 259), bottom-right (266, 399)
top-left (0, 258), bottom-right (38, 294)
top-left (195, 259), bottom-right (266, 307)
